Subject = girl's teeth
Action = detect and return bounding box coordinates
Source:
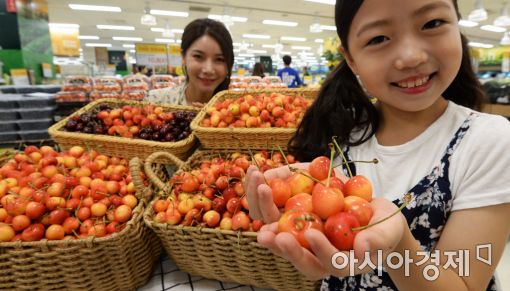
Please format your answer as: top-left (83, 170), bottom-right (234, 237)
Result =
top-left (398, 76), bottom-right (429, 88)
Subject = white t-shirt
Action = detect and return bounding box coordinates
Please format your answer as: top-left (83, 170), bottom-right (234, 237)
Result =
top-left (336, 101), bottom-right (510, 211)
top-left (145, 83), bottom-right (189, 106)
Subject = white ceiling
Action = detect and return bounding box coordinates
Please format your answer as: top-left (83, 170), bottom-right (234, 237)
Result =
top-left (47, 0), bottom-right (510, 64)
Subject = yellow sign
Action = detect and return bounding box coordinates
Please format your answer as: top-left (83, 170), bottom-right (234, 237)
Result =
top-left (135, 43), bottom-right (167, 54)
top-left (10, 69), bottom-right (30, 85)
top-left (135, 43), bottom-right (168, 66)
top-left (50, 27), bottom-right (80, 57)
top-left (42, 63), bottom-right (52, 78)
top-left (168, 44), bottom-right (181, 55)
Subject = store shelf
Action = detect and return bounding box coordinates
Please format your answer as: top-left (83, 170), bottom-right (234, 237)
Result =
top-left (482, 103), bottom-right (510, 117)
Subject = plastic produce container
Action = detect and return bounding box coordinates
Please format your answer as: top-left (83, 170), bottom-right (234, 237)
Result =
top-left (17, 106), bottom-right (56, 120)
top-left (16, 118), bottom-right (53, 131)
top-left (18, 130), bottom-right (50, 141)
top-left (0, 109), bottom-right (19, 121)
top-left (0, 131), bottom-right (19, 142)
top-left (0, 121), bottom-right (17, 132)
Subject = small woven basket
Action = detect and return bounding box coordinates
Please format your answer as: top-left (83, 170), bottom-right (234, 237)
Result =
top-left (48, 98), bottom-right (199, 162)
top-left (190, 88), bottom-right (318, 150)
top-left (141, 150), bottom-right (320, 291)
top-left (0, 160), bottom-right (161, 290)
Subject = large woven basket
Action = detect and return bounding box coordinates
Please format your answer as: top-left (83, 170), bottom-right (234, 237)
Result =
top-left (0, 160), bottom-right (161, 290)
top-left (140, 150), bottom-right (320, 291)
top-left (48, 98), bottom-right (199, 162)
top-left (190, 88), bottom-right (318, 150)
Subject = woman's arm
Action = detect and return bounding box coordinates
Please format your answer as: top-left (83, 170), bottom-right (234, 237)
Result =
top-left (387, 203), bottom-right (510, 290)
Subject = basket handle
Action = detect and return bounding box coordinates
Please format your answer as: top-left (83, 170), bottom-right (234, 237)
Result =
top-left (144, 151), bottom-right (184, 190)
top-left (128, 156), bottom-right (152, 201)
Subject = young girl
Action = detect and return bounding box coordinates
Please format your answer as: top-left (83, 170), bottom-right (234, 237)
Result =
top-left (145, 18), bottom-right (234, 107)
top-left (245, 0), bottom-right (510, 290)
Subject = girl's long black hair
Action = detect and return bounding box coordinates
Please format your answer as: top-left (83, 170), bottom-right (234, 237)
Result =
top-left (288, 0), bottom-right (486, 162)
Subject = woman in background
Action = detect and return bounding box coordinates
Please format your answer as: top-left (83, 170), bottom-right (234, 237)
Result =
top-left (146, 18), bottom-right (234, 107)
top-left (252, 62), bottom-right (266, 78)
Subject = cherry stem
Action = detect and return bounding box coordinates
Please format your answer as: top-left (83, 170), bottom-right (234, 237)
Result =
top-left (277, 145), bottom-right (290, 166)
top-left (351, 193), bottom-right (412, 231)
top-left (327, 143), bottom-right (335, 188)
top-left (332, 158), bottom-right (379, 169)
top-left (247, 148), bottom-right (268, 184)
top-left (332, 136), bottom-right (353, 178)
top-left (288, 167), bottom-right (325, 186)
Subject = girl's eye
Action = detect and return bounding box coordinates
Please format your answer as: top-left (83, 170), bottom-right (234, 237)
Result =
top-left (423, 19), bottom-right (445, 29)
top-left (216, 57), bottom-right (225, 62)
top-left (366, 35), bottom-right (388, 46)
top-left (193, 54), bottom-right (203, 60)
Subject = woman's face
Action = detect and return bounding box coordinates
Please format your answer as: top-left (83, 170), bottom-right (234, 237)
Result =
top-left (183, 35), bottom-right (228, 98)
top-left (344, 0), bottom-right (462, 114)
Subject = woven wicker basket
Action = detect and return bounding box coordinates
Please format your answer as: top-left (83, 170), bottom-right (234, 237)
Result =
top-left (190, 88), bottom-right (318, 150)
top-left (141, 150), bottom-right (320, 291)
top-left (0, 160), bottom-right (161, 290)
top-left (48, 98), bottom-right (199, 162)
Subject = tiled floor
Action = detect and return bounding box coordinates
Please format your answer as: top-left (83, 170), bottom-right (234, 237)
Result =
top-left (139, 240), bottom-right (510, 291)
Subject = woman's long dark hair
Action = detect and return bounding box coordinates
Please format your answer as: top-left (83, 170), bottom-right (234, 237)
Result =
top-left (288, 0), bottom-right (486, 162)
top-left (181, 18), bottom-right (234, 96)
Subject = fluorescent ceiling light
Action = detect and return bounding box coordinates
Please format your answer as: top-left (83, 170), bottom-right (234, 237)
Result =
top-left (130, 49), bottom-right (136, 53)
top-left (113, 36), bottom-right (143, 41)
top-left (177, 40), bottom-right (182, 44)
top-left (291, 46), bottom-right (311, 50)
top-left (85, 43), bottom-right (112, 47)
top-left (155, 38), bottom-right (175, 43)
top-left (150, 9), bottom-right (188, 17)
top-left (68, 4), bottom-right (121, 12)
top-left (458, 20), bottom-right (479, 27)
top-left (480, 25), bottom-right (506, 32)
top-left (247, 49), bottom-right (267, 54)
top-left (262, 20), bottom-right (298, 27)
top-left (208, 14), bottom-right (247, 22)
top-left (233, 43), bottom-right (242, 46)
top-left (233, 49), bottom-right (241, 53)
top-left (238, 53), bottom-right (255, 57)
top-left (262, 44), bottom-right (278, 48)
top-left (123, 44), bottom-right (136, 48)
top-left (315, 39), bottom-right (324, 43)
top-left (468, 41), bottom-right (494, 48)
top-left (280, 51), bottom-right (291, 55)
top-left (281, 36), bottom-right (306, 42)
top-left (320, 25), bottom-right (336, 31)
top-left (49, 23), bottom-right (80, 28)
top-left (97, 25), bottom-right (134, 31)
top-left (78, 35), bottom-right (99, 40)
top-left (243, 34), bottom-right (270, 39)
top-left (304, 0), bottom-right (335, 5)
top-left (151, 27), bottom-right (183, 33)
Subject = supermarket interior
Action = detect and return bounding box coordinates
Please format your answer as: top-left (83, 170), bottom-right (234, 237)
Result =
top-left (0, 0), bottom-right (510, 290)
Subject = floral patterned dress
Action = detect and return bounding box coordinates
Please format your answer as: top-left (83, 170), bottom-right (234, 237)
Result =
top-left (323, 113), bottom-right (498, 291)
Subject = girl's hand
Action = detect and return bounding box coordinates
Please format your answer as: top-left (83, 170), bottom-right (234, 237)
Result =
top-left (256, 198), bottom-right (406, 280)
top-left (245, 164), bottom-right (349, 223)
top-left (245, 164), bottom-right (308, 223)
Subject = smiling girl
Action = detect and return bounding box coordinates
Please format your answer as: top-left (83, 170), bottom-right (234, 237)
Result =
top-left (146, 18), bottom-right (234, 107)
top-left (245, 0), bottom-right (510, 290)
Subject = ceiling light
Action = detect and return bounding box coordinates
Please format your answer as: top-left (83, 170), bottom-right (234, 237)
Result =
top-left (238, 53), bottom-right (255, 57)
top-left (280, 51), bottom-right (291, 55)
top-left (97, 25), bottom-right (134, 30)
top-left (468, 41), bottom-right (494, 48)
top-left (247, 49), bottom-right (267, 54)
top-left (315, 39), bottom-right (324, 43)
top-left (468, 0), bottom-right (488, 22)
top-left (85, 43), bottom-right (112, 47)
top-left (502, 32), bottom-right (510, 45)
top-left (155, 38), bottom-right (175, 43)
top-left (243, 34), bottom-right (270, 39)
top-left (49, 23), bottom-right (80, 28)
top-left (494, 3), bottom-right (510, 27)
top-left (112, 37), bottom-right (143, 41)
top-left (78, 35), bottom-right (99, 40)
top-left (151, 28), bottom-right (183, 34)
top-left (208, 14), bottom-right (247, 22)
top-left (281, 36), bottom-right (306, 42)
top-left (150, 9), bottom-right (188, 17)
top-left (141, 2), bottom-right (157, 26)
top-left (291, 46), bottom-right (311, 50)
top-left (480, 25), bottom-right (507, 32)
top-left (304, 0), bottom-right (335, 4)
top-left (123, 44), bottom-right (135, 48)
top-left (320, 25), bottom-right (336, 31)
top-left (68, 4), bottom-right (121, 12)
top-left (262, 20), bottom-right (298, 27)
top-left (458, 19), bottom-right (479, 27)
top-left (130, 49), bottom-right (136, 53)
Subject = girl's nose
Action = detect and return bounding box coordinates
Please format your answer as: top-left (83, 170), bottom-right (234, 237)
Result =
top-left (394, 40), bottom-right (428, 70)
top-left (202, 60), bottom-right (214, 73)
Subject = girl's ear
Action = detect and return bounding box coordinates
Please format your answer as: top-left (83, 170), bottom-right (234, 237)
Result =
top-left (339, 47), bottom-right (358, 75)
